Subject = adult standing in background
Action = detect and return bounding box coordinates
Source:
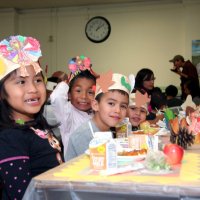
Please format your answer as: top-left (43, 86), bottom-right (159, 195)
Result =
top-left (169, 55), bottom-right (199, 100)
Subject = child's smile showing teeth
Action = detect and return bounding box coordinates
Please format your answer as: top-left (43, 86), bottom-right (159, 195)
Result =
top-left (25, 98), bottom-right (39, 103)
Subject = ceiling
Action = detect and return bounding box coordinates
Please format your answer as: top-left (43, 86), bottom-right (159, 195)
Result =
top-left (0, 0), bottom-right (181, 10)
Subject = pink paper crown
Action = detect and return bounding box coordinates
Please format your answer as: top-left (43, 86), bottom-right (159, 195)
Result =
top-left (68, 55), bottom-right (99, 82)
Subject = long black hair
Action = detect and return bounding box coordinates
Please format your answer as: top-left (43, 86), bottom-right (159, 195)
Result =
top-left (134, 68), bottom-right (154, 95)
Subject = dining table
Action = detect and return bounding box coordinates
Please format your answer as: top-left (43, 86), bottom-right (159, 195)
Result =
top-left (22, 142), bottom-right (200, 200)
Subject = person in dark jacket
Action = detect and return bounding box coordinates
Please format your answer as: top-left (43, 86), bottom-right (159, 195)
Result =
top-left (169, 55), bottom-right (199, 100)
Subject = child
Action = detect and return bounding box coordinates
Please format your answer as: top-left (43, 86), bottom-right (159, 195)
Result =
top-left (50, 55), bottom-right (99, 157)
top-left (183, 80), bottom-right (200, 106)
top-left (65, 71), bottom-right (131, 161)
top-left (128, 89), bottom-right (150, 131)
top-left (147, 89), bottom-right (167, 124)
top-left (165, 84), bottom-right (183, 107)
top-left (0, 35), bottom-right (62, 199)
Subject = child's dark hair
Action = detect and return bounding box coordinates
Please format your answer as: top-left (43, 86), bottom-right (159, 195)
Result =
top-left (150, 90), bottom-right (166, 110)
top-left (184, 80), bottom-right (200, 98)
top-left (165, 85), bottom-right (178, 97)
top-left (68, 70), bottom-right (96, 93)
top-left (47, 76), bottom-right (60, 84)
top-left (0, 71), bottom-right (52, 130)
top-left (95, 89), bottom-right (129, 102)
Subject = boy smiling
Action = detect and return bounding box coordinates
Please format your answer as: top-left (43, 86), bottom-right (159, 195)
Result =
top-left (65, 71), bottom-right (131, 161)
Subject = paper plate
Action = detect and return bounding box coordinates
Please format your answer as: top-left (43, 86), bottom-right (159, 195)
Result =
top-left (154, 128), bottom-right (170, 136)
top-left (85, 149), bottom-right (146, 159)
top-left (117, 154), bottom-right (146, 163)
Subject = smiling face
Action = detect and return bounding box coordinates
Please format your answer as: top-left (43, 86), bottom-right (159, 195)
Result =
top-left (127, 106), bottom-right (147, 127)
top-left (4, 65), bottom-right (46, 121)
top-left (92, 90), bottom-right (129, 131)
top-left (69, 77), bottom-right (95, 112)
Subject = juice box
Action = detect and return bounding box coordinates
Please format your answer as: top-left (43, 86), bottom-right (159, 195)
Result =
top-left (128, 134), bottom-right (158, 151)
top-left (115, 118), bottom-right (130, 138)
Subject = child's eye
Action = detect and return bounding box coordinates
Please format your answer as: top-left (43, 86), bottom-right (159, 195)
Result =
top-left (35, 78), bottom-right (44, 83)
top-left (108, 102), bottom-right (115, 106)
top-left (140, 109), bottom-right (147, 114)
top-left (131, 107), bottom-right (137, 111)
top-left (17, 80), bottom-right (25, 85)
top-left (75, 89), bottom-right (81, 93)
top-left (88, 90), bottom-right (95, 96)
top-left (121, 104), bottom-right (128, 110)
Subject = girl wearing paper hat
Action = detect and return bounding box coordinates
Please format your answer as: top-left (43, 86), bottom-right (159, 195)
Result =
top-left (128, 89), bottom-right (150, 130)
top-left (50, 55), bottom-right (99, 158)
top-left (0, 35), bottom-right (62, 199)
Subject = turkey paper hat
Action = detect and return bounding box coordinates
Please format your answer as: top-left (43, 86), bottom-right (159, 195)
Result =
top-left (0, 35), bottom-right (42, 81)
top-left (68, 55), bottom-right (99, 83)
top-left (95, 70), bottom-right (131, 97)
top-left (129, 90), bottom-right (150, 111)
top-left (127, 74), bottom-right (150, 110)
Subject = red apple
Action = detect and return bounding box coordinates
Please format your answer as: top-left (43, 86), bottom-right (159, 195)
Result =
top-left (163, 144), bottom-right (184, 165)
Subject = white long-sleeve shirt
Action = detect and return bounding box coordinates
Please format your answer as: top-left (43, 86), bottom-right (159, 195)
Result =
top-left (50, 82), bottom-right (93, 157)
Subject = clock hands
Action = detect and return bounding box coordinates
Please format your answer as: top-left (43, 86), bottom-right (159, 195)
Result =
top-left (85, 16), bottom-right (111, 43)
top-left (96, 24), bottom-right (104, 31)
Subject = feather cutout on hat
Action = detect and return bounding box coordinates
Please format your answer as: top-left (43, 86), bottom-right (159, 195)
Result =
top-left (95, 71), bottom-right (131, 97)
top-left (0, 35), bottom-right (42, 80)
top-left (129, 90), bottom-right (150, 109)
top-left (135, 90), bottom-right (150, 108)
top-left (96, 70), bottom-right (115, 93)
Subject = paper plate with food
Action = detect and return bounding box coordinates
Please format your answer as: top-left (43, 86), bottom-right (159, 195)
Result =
top-left (117, 148), bottom-right (147, 165)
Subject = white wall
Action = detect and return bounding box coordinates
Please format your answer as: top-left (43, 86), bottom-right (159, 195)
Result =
top-left (0, 0), bottom-right (200, 89)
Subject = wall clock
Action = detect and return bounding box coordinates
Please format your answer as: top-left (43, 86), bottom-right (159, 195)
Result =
top-left (85, 16), bottom-right (111, 43)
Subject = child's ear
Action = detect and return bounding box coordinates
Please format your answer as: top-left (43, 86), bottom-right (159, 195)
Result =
top-left (91, 99), bottom-right (99, 111)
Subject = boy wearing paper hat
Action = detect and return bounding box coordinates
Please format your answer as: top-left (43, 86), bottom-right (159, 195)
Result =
top-left (65, 70), bottom-right (131, 161)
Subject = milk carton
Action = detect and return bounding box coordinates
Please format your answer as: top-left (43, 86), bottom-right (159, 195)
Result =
top-left (89, 137), bottom-right (117, 170)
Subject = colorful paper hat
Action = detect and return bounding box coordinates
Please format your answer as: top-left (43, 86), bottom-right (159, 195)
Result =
top-left (0, 35), bottom-right (42, 80)
top-left (68, 55), bottom-right (99, 83)
top-left (129, 90), bottom-right (150, 110)
top-left (95, 70), bottom-right (131, 97)
top-left (181, 95), bottom-right (196, 111)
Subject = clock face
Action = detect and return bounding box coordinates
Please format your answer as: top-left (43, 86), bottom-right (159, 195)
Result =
top-left (85, 16), bottom-right (111, 43)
